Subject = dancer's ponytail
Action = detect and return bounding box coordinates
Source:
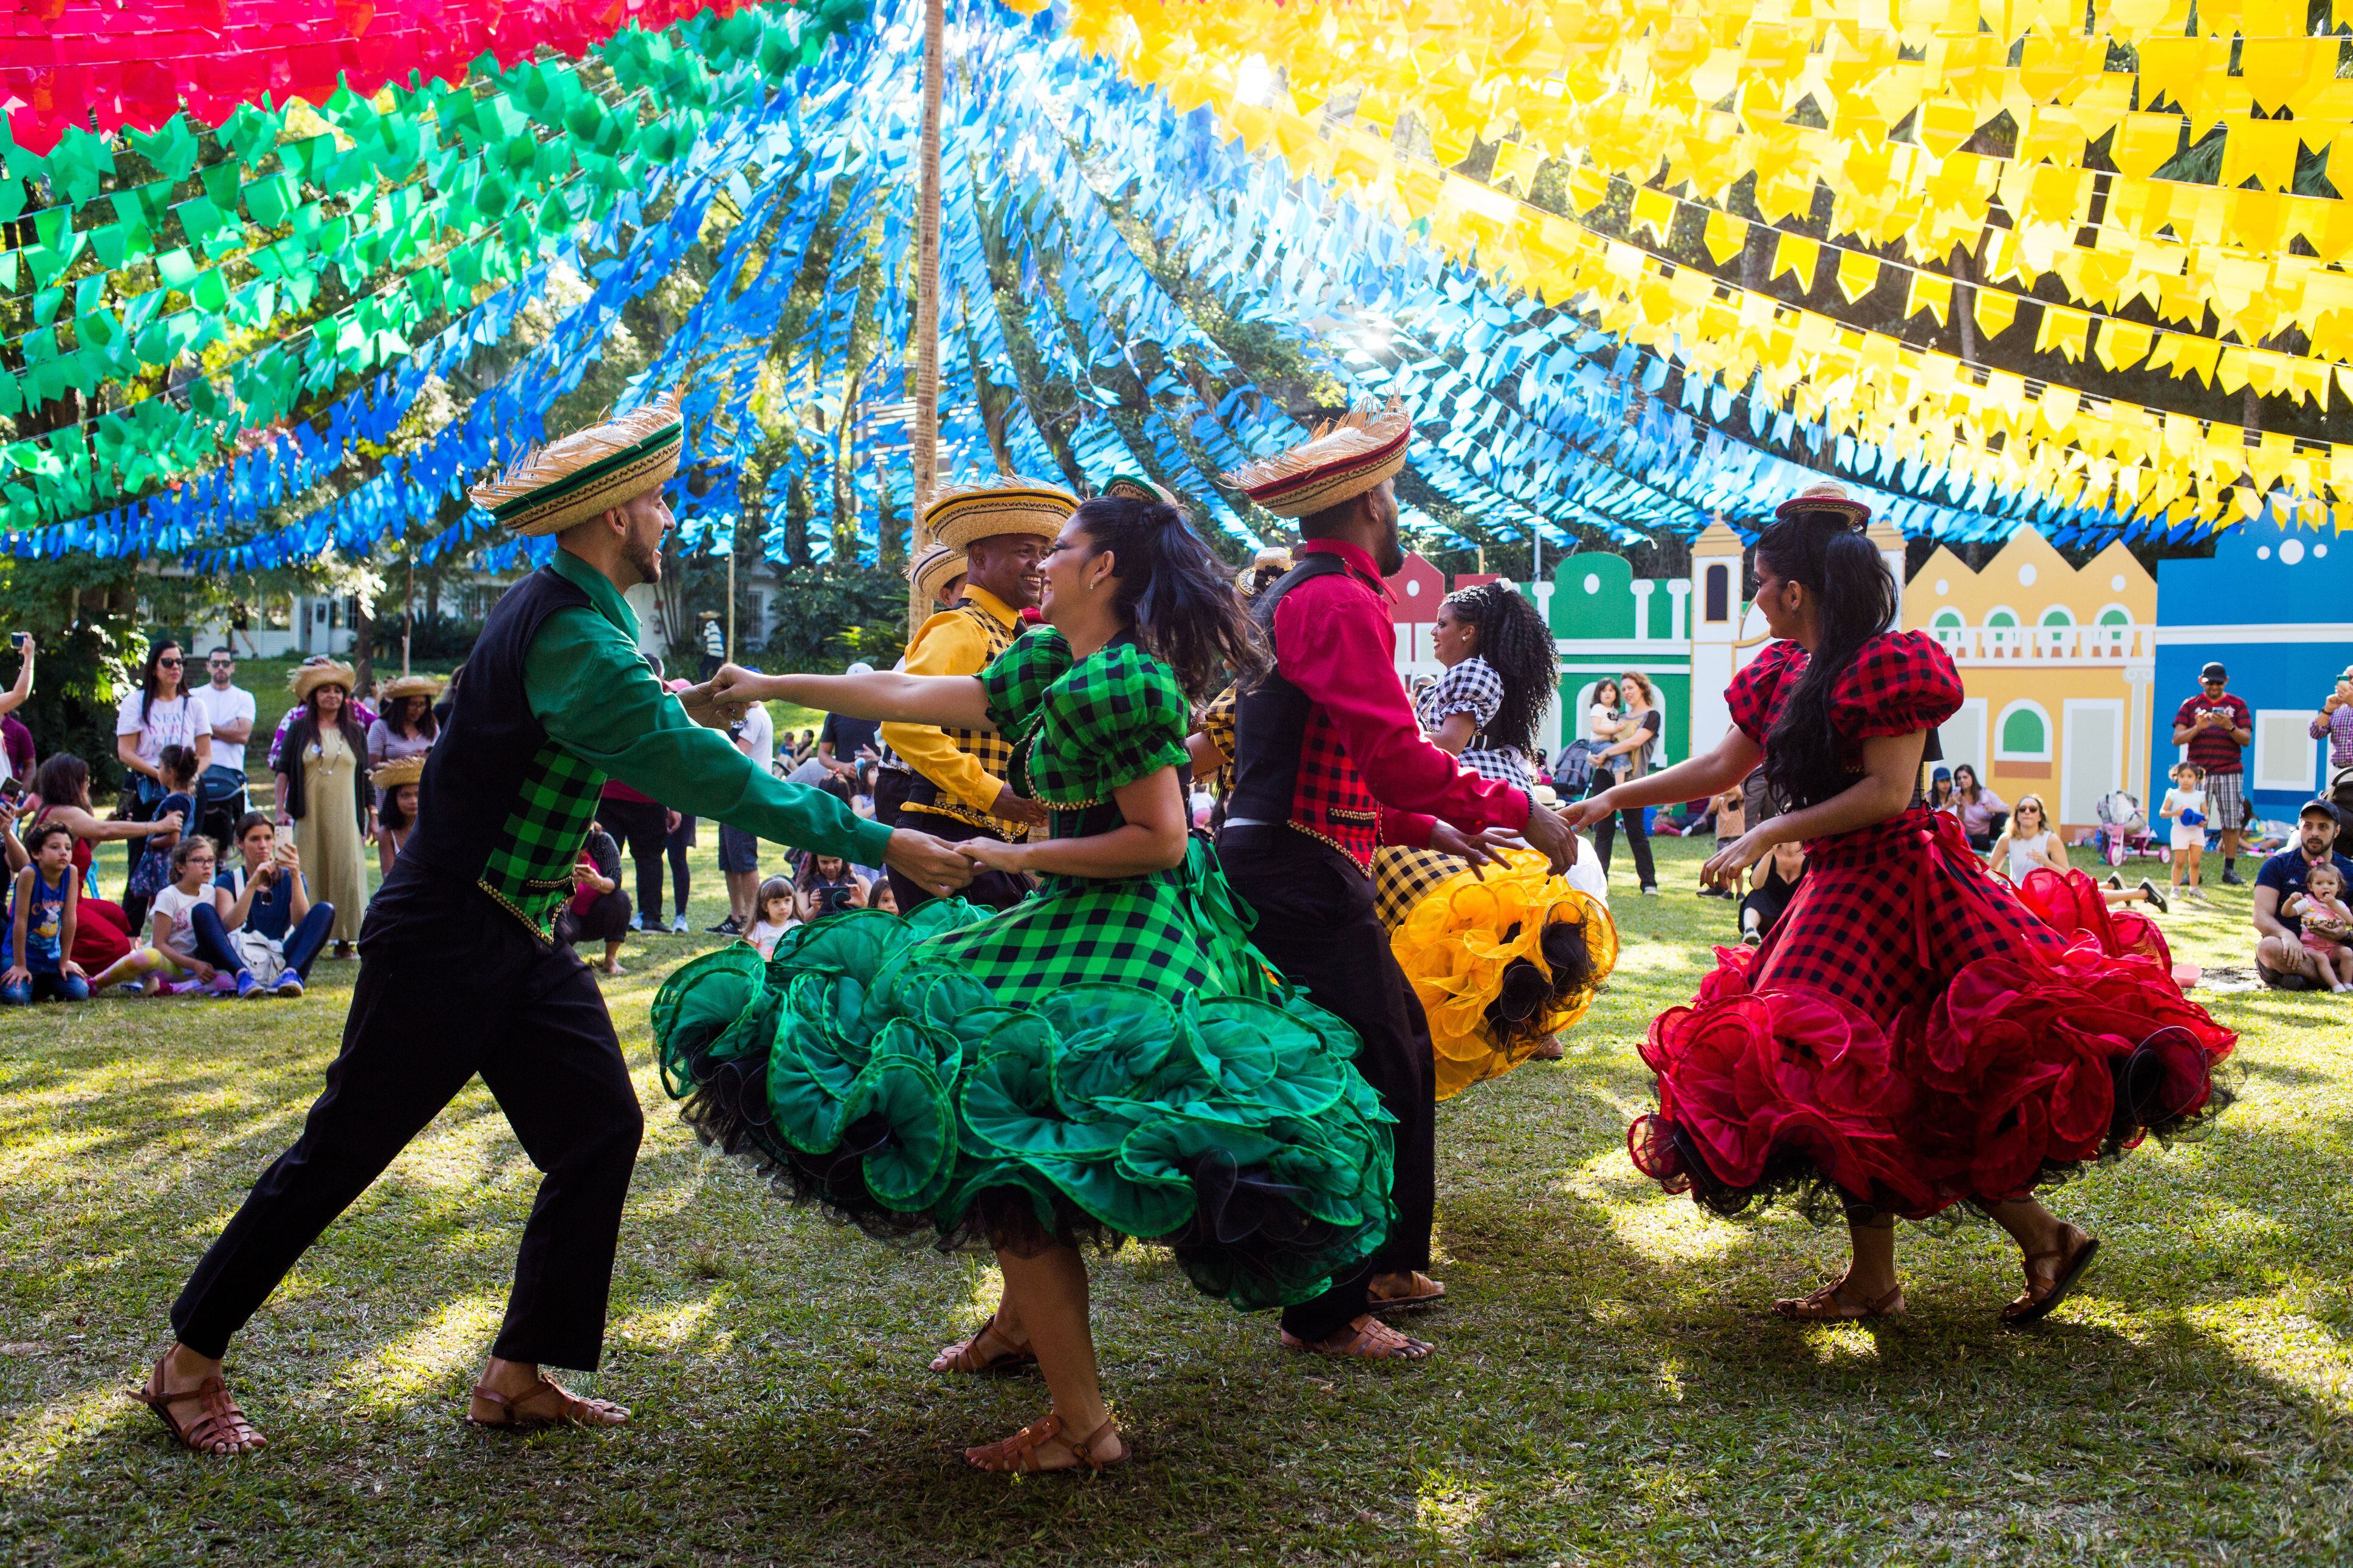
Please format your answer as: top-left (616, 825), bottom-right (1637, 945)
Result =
top-left (1755, 505), bottom-right (1898, 810)
top-left (1071, 495), bottom-right (1269, 700)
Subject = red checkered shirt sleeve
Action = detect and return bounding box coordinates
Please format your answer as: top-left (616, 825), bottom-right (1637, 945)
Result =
top-left (1831, 631), bottom-right (1965, 738)
top-left (1273, 573), bottom-right (1530, 837)
top-left (1726, 640), bottom-right (1806, 744)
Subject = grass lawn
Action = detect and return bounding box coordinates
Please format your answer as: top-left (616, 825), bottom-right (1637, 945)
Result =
top-left (2, 832), bottom-right (2348, 1565)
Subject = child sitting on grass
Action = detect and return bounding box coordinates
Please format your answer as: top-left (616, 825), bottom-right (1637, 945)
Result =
top-left (4, 822), bottom-right (91, 1004)
top-left (744, 874), bottom-right (798, 959)
top-left (2286, 861), bottom-right (2353, 993)
top-left (92, 837), bottom-right (225, 997)
top-left (2159, 761), bottom-right (2208, 900)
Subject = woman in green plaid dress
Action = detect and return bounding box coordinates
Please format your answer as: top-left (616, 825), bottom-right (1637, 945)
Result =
top-left (664, 495), bottom-right (1396, 1473)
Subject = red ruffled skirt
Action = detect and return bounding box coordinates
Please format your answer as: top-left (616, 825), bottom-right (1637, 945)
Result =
top-left (1628, 809), bottom-right (2234, 1220)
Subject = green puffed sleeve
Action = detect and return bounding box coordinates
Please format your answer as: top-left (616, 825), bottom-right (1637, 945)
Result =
top-left (1051, 643), bottom-right (1189, 797)
top-left (979, 626), bottom-right (1074, 742)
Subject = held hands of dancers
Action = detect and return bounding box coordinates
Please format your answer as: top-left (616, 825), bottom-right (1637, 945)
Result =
top-left (884, 828), bottom-right (980, 898)
top-left (1518, 795), bottom-right (1580, 876)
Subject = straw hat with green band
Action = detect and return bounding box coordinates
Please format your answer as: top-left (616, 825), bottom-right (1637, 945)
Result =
top-left (469, 391), bottom-right (685, 537)
top-left (923, 478), bottom-right (1077, 549)
top-left (1100, 473), bottom-right (1179, 507)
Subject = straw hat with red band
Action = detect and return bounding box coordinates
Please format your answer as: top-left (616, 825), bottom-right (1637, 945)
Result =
top-left (1220, 399), bottom-right (1411, 518)
top-left (369, 755), bottom-right (425, 791)
top-left (468, 391), bottom-right (685, 537)
top-left (1774, 480), bottom-right (1873, 529)
top-left (909, 543), bottom-right (970, 606)
top-left (923, 478), bottom-right (1078, 550)
top-left (289, 661), bottom-right (356, 703)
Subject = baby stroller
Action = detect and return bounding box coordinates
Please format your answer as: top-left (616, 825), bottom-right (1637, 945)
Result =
top-left (2094, 789), bottom-right (2146, 867)
top-left (196, 763), bottom-right (250, 852)
top-left (1550, 738), bottom-right (1602, 799)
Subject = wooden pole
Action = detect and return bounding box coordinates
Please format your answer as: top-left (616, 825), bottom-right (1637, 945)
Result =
top-left (907, 0), bottom-right (945, 634)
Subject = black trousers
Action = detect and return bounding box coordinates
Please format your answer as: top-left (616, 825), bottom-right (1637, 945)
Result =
top-left (666, 815), bottom-right (695, 917)
top-left (600, 796), bottom-right (670, 919)
top-left (874, 770), bottom-right (1028, 913)
top-left (171, 867), bottom-right (644, 1369)
top-left (1590, 805), bottom-right (1657, 889)
top-left (1217, 826), bottom-right (1435, 1342)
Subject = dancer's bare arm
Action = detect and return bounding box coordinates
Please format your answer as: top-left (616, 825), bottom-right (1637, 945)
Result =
top-left (707, 663), bottom-right (991, 731)
top-left (1700, 730), bottom-right (1928, 886)
top-left (957, 767), bottom-right (1187, 880)
top-left (1564, 728), bottom-right (1764, 828)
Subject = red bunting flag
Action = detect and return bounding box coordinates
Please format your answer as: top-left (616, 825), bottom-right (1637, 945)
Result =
top-left (0, 0), bottom-right (763, 154)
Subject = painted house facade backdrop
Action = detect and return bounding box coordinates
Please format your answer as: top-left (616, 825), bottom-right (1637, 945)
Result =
top-left (1383, 518), bottom-right (2344, 834)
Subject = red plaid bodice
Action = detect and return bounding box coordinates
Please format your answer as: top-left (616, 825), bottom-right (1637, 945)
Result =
top-left (1287, 704), bottom-right (1384, 866)
top-left (1728, 631), bottom-right (1962, 780)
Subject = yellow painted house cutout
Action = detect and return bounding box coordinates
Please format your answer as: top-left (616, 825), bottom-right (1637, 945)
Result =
top-left (1902, 529), bottom-right (2158, 835)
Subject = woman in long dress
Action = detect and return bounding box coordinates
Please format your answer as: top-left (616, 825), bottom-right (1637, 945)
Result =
top-left (1567, 484), bottom-right (2233, 1323)
top-left (275, 664), bottom-right (370, 956)
top-left (664, 493), bottom-right (1395, 1472)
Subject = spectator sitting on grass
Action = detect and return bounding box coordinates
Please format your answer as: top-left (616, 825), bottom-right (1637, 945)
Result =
top-left (1992, 793), bottom-right (2168, 912)
top-left (371, 756), bottom-right (423, 875)
top-left (204, 812), bottom-right (332, 999)
top-left (125, 744), bottom-right (200, 929)
top-left (745, 874), bottom-right (799, 958)
top-left (1950, 764), bottom-right (2007, 850)
top-left (4, 821), bottom-right (91, 1004)
top-left (2285, 861), bottom-right (2353, 993)
top-left (1705, 783), bottom-right (1747, 900)
top-left (2254, 799), bottom-right (2353, 991)
top-left (90, 837), bottom-right (223, 996)
top-left (556, 820), bottom-right (630, 977)
top-left (796, 852), bottom-right (869, 922)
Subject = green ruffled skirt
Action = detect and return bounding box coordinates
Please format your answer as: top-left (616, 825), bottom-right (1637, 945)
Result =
top-left (652, 838), bottom-right (1395, 1310)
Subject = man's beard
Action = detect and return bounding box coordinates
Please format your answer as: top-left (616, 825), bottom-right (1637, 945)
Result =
top-left (622, 527), bottom-right (662, 586)
top-left (1375, 518), bottom-right (1406, 577)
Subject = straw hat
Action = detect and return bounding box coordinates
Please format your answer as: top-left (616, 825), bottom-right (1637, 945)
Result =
top-left (1101, 473), bottom-right (1179, 507)
top-left (289, 660), bottom-right (356, 703)
top-left (1237, 546), bottom-right (1293, 597)
top-left (909, 543), bottom-right (970, 606)
top-left (1774, 479), bottom-right (1872, 529)
top-left (923, 478), bottom-right (1077, 550)
top-left (1221, 399), bottom-right (1411, 518)
top-left (369, 755), bottom-right (425, 790)
top-left (379, 673), bottom-right (444, 703)
top-left (467, 390), bottom-right (684, 536)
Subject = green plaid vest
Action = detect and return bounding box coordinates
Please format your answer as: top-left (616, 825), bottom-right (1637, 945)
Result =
top-left (899, 600), bottom-right (1029, 840)
top-left (404, 566), bottom-right (608, 943)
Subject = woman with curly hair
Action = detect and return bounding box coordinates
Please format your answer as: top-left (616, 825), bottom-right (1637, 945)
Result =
top-left (1418, 580), bottom-right (1554, 789)
top-left (1374, 580), bottom-right (1617, 1099)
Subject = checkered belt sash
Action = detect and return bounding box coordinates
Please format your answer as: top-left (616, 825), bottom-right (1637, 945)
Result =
top-left (1802, 806), bottom-right (1993, 970)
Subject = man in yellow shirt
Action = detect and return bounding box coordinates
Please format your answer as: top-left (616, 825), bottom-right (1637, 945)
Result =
top-left (874, 480), bottom-right (1073, 911)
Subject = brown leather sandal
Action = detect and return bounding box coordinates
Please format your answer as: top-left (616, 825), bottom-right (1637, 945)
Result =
top-left (1280, 1314), bottom-right (1434, 1360)
top-left (1366, 1271), bottom-right (1448, 1312)
top-left (963, 1411), bottom-right (1127, 1473)
top-left (1771, 1279), bottom-right (1906, 1321)
top-left (930, 1316), bottom-right (1037, 1375)
top-left (126, 1363), bottom-right (266, 1454)
top-left (467, 1376), bottom-right (630, 1430)
top-left (2002, 1225), bottom-right (2099, 1326)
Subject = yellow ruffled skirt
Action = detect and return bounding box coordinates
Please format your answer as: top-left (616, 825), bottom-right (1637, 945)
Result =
top-left (1377, 846), bottom-right (1618, 1101)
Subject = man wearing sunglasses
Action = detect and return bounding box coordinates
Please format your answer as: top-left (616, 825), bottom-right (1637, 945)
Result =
top-left (2173, 661), bottom-right (2254, 885)
top-left (191, 650), bottom-right (256, 779)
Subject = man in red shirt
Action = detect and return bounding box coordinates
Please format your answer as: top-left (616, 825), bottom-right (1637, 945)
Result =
top-left (1220, 400), bottom-right (1576, 1362)
top-left (2174, 660), bottom-right (2255, 884)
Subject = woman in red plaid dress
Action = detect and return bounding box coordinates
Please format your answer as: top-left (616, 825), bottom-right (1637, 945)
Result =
top-left (1568, 485), bottom-right (2233, 1324)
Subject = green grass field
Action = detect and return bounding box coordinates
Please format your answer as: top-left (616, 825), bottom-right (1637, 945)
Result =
top-left (2, 833), bottom-right (2348, 1566)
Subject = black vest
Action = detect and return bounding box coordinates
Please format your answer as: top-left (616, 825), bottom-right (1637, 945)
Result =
top-left (404, 565), bottom-right (608, 939)
top-left (1227, 551), bottom-right (1386, 866)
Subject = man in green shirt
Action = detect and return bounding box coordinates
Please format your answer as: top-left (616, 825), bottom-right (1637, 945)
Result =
top-left (136, 394), bottom-right (975, 1454)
